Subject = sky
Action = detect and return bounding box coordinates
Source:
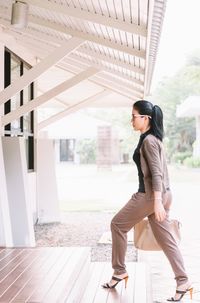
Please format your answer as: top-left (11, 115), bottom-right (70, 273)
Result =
top-left (152, 0), bottom-right (200, 89)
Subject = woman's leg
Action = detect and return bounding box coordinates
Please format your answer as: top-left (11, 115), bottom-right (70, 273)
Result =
top-left (111, 192), bottom-right (154, 275)
top-left (148, 190), bottom-right (188, 286)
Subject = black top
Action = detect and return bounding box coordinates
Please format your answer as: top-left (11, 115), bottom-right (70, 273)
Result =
top-left (133, 129), bottom-right (152, 193)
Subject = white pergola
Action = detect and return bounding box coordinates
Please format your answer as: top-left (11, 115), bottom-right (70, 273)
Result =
top-left (0, 0), bottom-right (167, 129)
top-left (0, 0), bottom-right (168, 247)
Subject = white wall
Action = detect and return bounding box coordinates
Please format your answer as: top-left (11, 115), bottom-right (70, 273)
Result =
top-left (37, 138), bottom-right (60, 223)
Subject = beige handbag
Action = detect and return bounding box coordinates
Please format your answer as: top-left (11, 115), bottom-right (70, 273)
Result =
top-left (134, 218), bottom-right (181, 251)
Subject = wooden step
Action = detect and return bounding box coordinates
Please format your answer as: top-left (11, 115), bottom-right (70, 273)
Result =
top-left (0, 248), bottom-right (152, 302)
top-left (0, 247), bottom-right (91, 303)
top-left (78, 262), bottom-right (152, 303)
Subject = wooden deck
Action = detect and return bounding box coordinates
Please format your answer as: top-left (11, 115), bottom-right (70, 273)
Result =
top-left (0, 247), bottom-right (152, 303)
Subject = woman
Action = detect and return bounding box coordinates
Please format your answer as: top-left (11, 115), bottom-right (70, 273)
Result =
top-left (102, 100), bottom-right (192, 302)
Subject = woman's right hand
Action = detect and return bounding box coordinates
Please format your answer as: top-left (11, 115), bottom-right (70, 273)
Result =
top-left (154, 199), bottom-right (166, 222)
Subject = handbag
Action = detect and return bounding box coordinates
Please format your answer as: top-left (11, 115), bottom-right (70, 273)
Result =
top-left (134, 218), bottom-right (181, 251)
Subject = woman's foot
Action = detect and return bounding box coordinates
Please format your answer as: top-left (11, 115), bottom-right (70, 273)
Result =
top-left (102, 272), bottom-right (129, 289)
top-left (167, 281), bottom-right (193, 301)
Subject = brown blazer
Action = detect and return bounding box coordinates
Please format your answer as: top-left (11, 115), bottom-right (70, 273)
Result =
top-left (140, 134), bottom-right (170, 199)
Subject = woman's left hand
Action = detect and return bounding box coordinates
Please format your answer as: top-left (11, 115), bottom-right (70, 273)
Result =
top-left (154, 200), bottom-right (166, 222)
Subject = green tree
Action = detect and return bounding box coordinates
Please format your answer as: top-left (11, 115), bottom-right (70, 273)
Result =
top-left (152, 49), bottom-right (200, 161)
top-left (76, 139), bottom-right (97, 164)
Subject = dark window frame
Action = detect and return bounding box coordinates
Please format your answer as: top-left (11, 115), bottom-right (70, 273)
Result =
top-left (4, 48), bottom-right (35, 171)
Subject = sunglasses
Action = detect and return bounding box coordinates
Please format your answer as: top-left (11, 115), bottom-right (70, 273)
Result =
top-left (131, 114), bottom-right (152, 119)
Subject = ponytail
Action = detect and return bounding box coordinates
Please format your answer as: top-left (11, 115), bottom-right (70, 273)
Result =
top-left (151, 105), bottom-right (164, 141)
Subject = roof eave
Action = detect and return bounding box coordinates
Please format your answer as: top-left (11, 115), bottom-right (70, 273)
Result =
top-left (144, 0), bottom-right (167, 97)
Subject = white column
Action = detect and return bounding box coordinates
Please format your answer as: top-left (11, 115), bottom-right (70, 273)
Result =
top-left (0, 136), bottom-right (13, 246)
top-left (37, 138), bottom-right (60, 223)
top-left (54, 140), bottom-right (60, 163)
top-left (2, 137), bottom-right (35, 247)
top-left (0, 43), bottom-right (13, 247)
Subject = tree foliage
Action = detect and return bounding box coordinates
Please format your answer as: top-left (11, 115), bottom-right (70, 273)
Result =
top-left (152, 49), bottom-right (200, 161)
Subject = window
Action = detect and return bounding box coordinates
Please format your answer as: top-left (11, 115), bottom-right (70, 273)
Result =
top-left (4, 49), bottom-right (34, 170)
top-left (60, 139), bottom-right (75, 162)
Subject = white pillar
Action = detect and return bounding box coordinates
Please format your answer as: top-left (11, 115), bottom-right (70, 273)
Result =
top-left (0, 42), bottom-right (13, 247)
top-left (194, 116), bottom-right (200, 157)
top-left (37, 138), bottom-right (60, 223)
top-left (2, 137), bottom-right (35, 247)
top-left (54, 139), bottom-right (60, 163)
top-left (0, 136), bottom-right (13, 246)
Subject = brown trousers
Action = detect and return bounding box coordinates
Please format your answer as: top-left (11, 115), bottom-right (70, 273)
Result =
top-left (111, 191), bottom-right (188, 285)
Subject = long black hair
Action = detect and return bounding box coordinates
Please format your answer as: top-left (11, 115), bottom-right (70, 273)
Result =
top-left (133, 100), bottom-right (164, 141)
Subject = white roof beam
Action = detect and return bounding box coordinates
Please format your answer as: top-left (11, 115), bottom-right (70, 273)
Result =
top-left (2, 22), bottom-right (144, 77)
top-left (56, 63), bottom-right (139, 100)
top-left (68, 53), bottom-right (144, 88)
top-left (29, 15), bottom-right (146, 59)
top-left (25, 0), bottom-right (147, 37)
top-left (96, 73), bottom-right (143, 95)
top-left (18, 41), bottom-right (50, 59)
top-left (15, 36), bottom-right (143, 91)
top-left (16, 40), bottom-right (49, 57)
top-left (0, 17), bottom-right (66, 47)
top-left (13, 35), bottom-right (53, 58)
top-left (38, 89), bottom-right (70, 108)
top-left (9, 30), bottom-right (54, 54)
top-left (16, 29), bottom-right (144, 83)
top-left (14, 32), bottom-right (144, 90)
top-left (3, 27), bottom-right (61, 48)
top-left (0, 31), bottom-right (36, 66)
top-left (0, 17), bottom-right (61, 47)
top-left (78, 48), bottom-right (145, 76)
top-left (57, 62), bottom-right (88, 74)
top-left (38, 90), bottom-right (110, 130)
top-left (0, 20), bottom-right (53, 57)
top-left (0, 17), bottom-right (61, 46)
top-left (0, 37), bottom-right (84, 106)
top-left (91, 77), bottom-right (139, 101)
top-left (1, 67), bottom-right (98, 127)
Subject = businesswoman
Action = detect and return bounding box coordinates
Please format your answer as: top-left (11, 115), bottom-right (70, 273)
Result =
top-left (102, 100), bottom-right (192, 302)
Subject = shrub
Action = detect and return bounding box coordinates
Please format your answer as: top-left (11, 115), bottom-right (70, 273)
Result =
top-left (76, 139), bottom-right (97, 164)
top-left (171, 151), bottom-right (192, 164)
top-left (183, 156), bottom-right (200, 168)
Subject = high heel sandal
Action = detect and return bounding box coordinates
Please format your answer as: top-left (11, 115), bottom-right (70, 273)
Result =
top-left (167, 284), bottom-right (193, 302)
top-left (102, 275), bottom-right (129, 289)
